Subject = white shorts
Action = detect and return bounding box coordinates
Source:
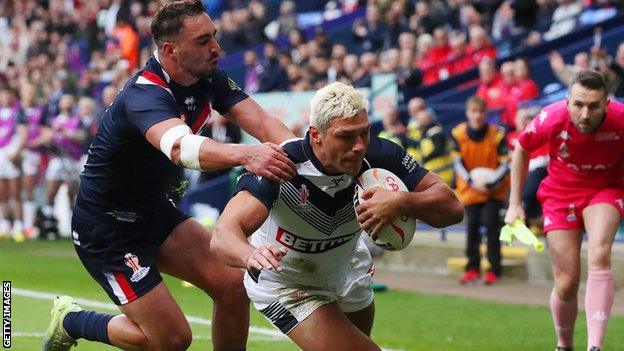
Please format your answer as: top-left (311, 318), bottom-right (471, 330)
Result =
top-left (243, 241), bottom-right (374, 334)
top-left (0, 151), bottom-right (20, 179)
top-left (21, 149), bottom-right (42, 176)
top-left (0, 137), bottom-right (21, 179)
top-left (46, 156), bottom-right (81, 182)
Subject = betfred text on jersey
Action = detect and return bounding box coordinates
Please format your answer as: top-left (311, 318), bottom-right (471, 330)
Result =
top-left (276, 227), bottom-right (357, 254)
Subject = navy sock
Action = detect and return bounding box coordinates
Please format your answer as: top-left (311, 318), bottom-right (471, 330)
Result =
top-left (63, 310), bottom-right (114, 345)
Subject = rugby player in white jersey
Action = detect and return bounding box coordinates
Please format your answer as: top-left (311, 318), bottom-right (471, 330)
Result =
top-left (212, 82), bottom-right (463, 350)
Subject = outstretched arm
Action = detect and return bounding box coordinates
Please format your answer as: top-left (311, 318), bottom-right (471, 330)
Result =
top-left (145, 118), bottom-right (295, 182)
top-left (212, 191), bottom-right (286, 271)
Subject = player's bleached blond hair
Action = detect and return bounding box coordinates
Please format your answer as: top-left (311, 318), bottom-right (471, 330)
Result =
top-left (309, 82), bottom-right (369, 133)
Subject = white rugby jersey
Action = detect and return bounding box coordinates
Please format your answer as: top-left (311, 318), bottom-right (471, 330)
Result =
top-left (237, 133), bottom-right (428, 289)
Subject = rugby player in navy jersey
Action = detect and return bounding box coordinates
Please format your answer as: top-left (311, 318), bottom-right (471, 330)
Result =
top-left (41, 1), bottom-right (296, 350)
top-left (212, 82), bottom-right (463, 350)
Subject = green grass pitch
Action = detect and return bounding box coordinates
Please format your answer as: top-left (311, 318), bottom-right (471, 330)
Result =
top-left (1, 240), bottom-right (622, 350)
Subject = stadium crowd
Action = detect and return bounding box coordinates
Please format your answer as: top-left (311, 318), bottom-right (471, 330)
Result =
top-left (0, 0), bottom-right (621, 249)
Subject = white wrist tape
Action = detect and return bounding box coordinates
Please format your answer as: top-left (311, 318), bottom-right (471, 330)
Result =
top-left (160, 124), bottom-right (192, 160)
top-left (179, 134), bottom-right (205, 170)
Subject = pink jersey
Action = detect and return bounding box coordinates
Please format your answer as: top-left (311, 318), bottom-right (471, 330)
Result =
top-left (518, 100), bottom-right (624, 192)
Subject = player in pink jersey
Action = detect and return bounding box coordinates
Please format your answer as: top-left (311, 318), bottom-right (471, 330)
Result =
top-left (505, 71), bottom-right (624, 351)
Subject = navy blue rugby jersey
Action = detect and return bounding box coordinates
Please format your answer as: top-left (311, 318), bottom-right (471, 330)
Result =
top-left (75, 54), bottom-right (248, 224)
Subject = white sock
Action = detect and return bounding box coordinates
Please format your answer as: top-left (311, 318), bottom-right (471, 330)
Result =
top-left (23, 201), bottom-right (35, 229)
top-left (12, 220), bottom-right (22, 235)
top-left (0, 219), bottom-right (11, 234)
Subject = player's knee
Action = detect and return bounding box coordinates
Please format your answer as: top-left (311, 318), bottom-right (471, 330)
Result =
top-left (156, 327), bottom-right (192, 351)
top-left (212, 276), bottom-right (247, 306)
top-left (588, 248), bottom-right (611, 270)
top-left (554, 280), bottom-right (579, 301)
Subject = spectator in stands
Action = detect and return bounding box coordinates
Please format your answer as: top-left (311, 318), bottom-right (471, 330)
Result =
top-left (287, 28), bottom-right (306, 63)
top-left (409, 1), bottom-right (440, 35)
top-left (352, 52), bottom-right (379, 88)
top-left (379, 48), bottom-right (401, 74)
top-left (550, 50), bottom-right (590, 86)
top-left (352, 5), bottom-right (389, 52)
top-left (429, 27), bottom-right (452, 81)
top-left (608, 42), bottom-right (624, 97)
top-left (543, 0), bottom-right (583, 41)
top-left (492, 0), bottom-right (519, 42)
top-left (407, 97), bottom-right (437, 129)
top-left (415, 33), bottom-right (439, 85)
top-left (342, 53), bottom-right (360, 83)
top-left (384, 1), bottom-right (409, 49)
top-left (446, 32), bottom-right (472, 76)
top-left (243, 50), bottom-right (262, 94)
top-left (111, 15), bottom-right (140, 72)
top-left (452, 96), bottom-right (509, 286)
top-left (498, 60), bottom-right (519, 128)
top-left (275, 0), bottom-right (298, 38)
top-left (378, 106), bottom-right (407, 146)
top-left (476, 58), bottom-right (505, 112)
top-left (406, 109), bottom-right (455, 185)
top-left (513, 58), bottom-right (540, 102)
top-left (258, 42), bottom-right (289, 92)
top-left (466, 26), bottom-right (498, 66)
top-left (397, 31), bottom-right (417, 52)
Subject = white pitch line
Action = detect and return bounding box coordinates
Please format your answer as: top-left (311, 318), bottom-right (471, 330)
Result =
top-left (13, 287), bottom-right (284, 339)
top-left (13, 287), bottom-right (404, 351)
top-left (11, 331), bottom-right (281, 342)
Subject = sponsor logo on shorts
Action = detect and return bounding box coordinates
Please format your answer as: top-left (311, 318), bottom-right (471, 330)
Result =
top-left (275, 227), bottom-right (357, 254)
top-left (106, 211), bottom-right (140, 223)
top-left (544, 216), bottom-right (552, 226)
top-left (616, 199), bottom-right (624, 209)
top-left (124, 253), bottom-right (150, 282)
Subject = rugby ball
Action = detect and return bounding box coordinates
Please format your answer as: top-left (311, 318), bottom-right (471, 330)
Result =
top-left (469, 167), bottom-right (496, 187)
top-left (354, 168), bottom-right (416, 251)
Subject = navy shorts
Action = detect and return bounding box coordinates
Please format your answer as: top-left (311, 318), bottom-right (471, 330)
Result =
top-left (71, 201), bottom-right (190, 305)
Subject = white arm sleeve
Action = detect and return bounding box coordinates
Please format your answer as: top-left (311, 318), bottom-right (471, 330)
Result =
top-left (179, 134), bottom-right (205, 170)
top-left (159, 124), bottom-right (192, 160)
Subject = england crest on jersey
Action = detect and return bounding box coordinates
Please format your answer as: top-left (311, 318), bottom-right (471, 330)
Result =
top-left (296, 184), bottom-right (312, 212)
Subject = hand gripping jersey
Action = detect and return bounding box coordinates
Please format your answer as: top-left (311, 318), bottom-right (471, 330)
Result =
top-left (518, 100), bottom-right (624, 192)
top-left (74, 53), bottom-right (247, 225)
top-left (237, 134), bottom-right (428, 289)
